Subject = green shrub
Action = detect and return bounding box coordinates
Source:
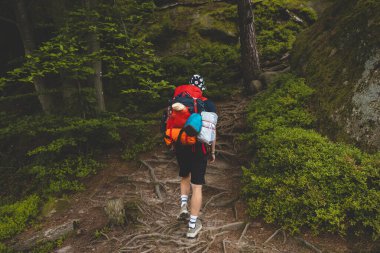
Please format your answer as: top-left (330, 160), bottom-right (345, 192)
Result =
top-left (0, 195), bottom-right (40, 240)
top-left (0, 243), bottom-right (12, 253)
top-left (0, 114), bottom-right (155, 197)
top-left (242, 74), bottom-right (380, 239)
top-left (247, 74), bottom-right (315, 137)
top-left (29, 236), bottom-right (65, 253)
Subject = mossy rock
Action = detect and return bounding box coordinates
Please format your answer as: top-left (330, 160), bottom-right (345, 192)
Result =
top-left (291, 0), bottom-right (380, 151)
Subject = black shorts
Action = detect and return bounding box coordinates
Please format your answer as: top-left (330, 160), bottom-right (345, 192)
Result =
top-left (175, 142), bottom-right (208, 185)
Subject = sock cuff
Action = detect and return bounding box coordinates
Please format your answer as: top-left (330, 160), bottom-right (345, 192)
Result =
top-left (190, 215), bottom-right (198, 222)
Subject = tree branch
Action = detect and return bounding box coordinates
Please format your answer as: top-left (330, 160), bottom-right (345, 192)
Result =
top-left (0, 16), bottom-right (17, 26)
top-left (157, 0), bottom-right (230, 10)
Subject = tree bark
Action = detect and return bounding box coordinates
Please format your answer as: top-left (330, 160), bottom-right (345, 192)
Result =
top-left (85, 0), bottom-right (106, 113)
top-left (13, 0), bottom-right (54, 114)
top-left (62, 74), bottom-right (80, 115)
top-left (237, 0), bottom-right (261, 93)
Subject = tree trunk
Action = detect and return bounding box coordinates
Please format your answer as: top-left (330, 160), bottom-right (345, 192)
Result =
top-left (13, 0), bottom-right (54, 114)
top-left (237, 0), bottom-right (261, 93)
top-left (85, 0), bottom-right (106, 113)
top-left (62, 75), bottom-right (80, 115)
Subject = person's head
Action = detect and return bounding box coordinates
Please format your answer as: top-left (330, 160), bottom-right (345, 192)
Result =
top-left (189, 74), bottom-right (205, 91)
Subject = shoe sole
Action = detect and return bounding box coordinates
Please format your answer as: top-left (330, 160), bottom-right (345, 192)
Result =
top-left (178, 211), bottom-right (190, 221)
top-left (186, 224), bottom-right (203, 238)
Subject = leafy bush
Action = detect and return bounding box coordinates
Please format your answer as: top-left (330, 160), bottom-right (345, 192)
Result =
top-left (161, 43), bottom-right (239, 99)
top-left (246, 74), bottom-right (315, 137)
top-left (0, 195), bottom-right (40, 240)
top-left (0, 242), bottom-right (11, 253)
top-left (30, 236), bottom-right (65, 253)
top-left (0, 114), bottom-right (155, 197)
top-left (242, 74), bottom-right (380, 239)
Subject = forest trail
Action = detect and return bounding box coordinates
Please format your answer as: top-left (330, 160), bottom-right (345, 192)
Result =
top-left (10, 96), bottom-right (346, 253)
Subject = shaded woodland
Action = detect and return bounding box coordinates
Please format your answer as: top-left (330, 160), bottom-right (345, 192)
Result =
top-left (0, 0), bottom-right (379, 252)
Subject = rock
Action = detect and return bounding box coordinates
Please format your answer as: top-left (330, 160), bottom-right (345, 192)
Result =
top-left (12, 219), bottom-right (79, 252)
top-left (104, 198), bottom-right (126, 225)
top-left (259, 71), bottom-right (281, 86)
top-left (249, 80), bottom-right (263, 93)
top-left (47, 209), bottom-right (56, 217)
top-left (291, 0), bottom-right (380, 150)
top-left (251, 221), bottom-right (262, 228)
top-left (56, 246), bottom-right (73, 253)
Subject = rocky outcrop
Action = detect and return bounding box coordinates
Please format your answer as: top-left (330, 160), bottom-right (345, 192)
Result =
top-left (291, 0), bottom-right (380, 151)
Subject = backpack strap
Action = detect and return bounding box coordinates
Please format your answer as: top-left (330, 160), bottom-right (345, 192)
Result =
top-left (201, 143), bottom-right (207, 155)
top-left (193, 98), bottom-right (198, 113)
top-left (176, 128), bottom-right (185, 146)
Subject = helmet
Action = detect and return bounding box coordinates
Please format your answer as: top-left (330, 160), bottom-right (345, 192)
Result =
top-left (189, 74), bottom-right (205, 91)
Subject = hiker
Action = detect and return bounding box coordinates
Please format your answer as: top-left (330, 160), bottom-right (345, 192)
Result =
top-left (165, 74), bottom-right (217, 238)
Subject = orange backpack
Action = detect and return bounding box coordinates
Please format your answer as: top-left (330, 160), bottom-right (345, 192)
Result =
top-left (163, 85), bottom-right (206, 146)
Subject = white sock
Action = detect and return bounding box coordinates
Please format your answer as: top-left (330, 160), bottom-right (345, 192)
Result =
top-left (180, 195), bottom-right (188, 207)
top-left (189, 215), bottom-right (197, 228)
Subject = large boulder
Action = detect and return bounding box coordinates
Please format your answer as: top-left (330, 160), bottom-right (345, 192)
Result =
top-left (291, 0), bottom-right (380, 151)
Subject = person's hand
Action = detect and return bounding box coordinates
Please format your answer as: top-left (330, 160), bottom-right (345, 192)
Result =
top-left (210, 152), bottom-right (216, 163)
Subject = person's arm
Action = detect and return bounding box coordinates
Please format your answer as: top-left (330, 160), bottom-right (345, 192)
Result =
top-left (210, 132), bottom-right (216, 163)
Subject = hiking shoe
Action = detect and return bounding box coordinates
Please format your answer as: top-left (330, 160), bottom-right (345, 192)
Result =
top-left (178, 203), bottom-right (189, 220)
top-left (187, 219), bottom-right (202, 238)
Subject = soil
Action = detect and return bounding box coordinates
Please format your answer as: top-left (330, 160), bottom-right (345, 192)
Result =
top-left (8, 96), bottom-right (378, 253)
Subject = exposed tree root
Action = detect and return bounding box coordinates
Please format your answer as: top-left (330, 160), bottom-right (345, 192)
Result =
top-left (264, 228), bottom-right (283, 244)
top-left (294, 236), bottom-right (322, 253)
top-left (238, 222), bottom-right (250, 244)
top-left (211, 196), bottom-right (239, 207)
top-left (208, 221), bottom-right (245, 233)
top-left (203, 191), bottom-right (227, 211)
top-left (140, 160), bottom-right (164, 200)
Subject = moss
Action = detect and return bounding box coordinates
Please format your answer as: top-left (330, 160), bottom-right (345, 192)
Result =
top-left (254, 0), bottom-right (317, 61)
top-left (291, 0), bottom-right (380, 150)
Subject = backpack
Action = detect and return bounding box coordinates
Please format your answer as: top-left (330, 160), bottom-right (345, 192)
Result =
top-left (163, 84), bottom-right (207, 146)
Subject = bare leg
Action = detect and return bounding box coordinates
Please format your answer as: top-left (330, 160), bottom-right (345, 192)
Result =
top-left (181, 174), bottom-right (191, 196)
top-left (190, 184), bottom-right (202, 216)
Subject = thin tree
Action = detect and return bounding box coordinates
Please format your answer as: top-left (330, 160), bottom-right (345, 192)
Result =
top-left (12, 0), bottom-right (54, 114)
top-left (85, 0), bottom-right (106, 112)
top-left (237, 0), bottom-right (261, 92)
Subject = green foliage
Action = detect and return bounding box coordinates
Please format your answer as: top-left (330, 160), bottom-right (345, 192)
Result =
top-left (161, 43), bottom-right (240, 99)
top-left (210, 5), bottom-right (238, 22)
top-left (242, 74), bottom-right (380, 239)
top-left (94, 226), bottom-right (111, 240)
top-left (247, 74), bottom-right (315, 137)
top-left (29, 236), bottom-right (65, 253)
top-left (254, 0), bottom-right (317, 60)
top-left (0, 195), bottom-right (40, 240)
top-left (0, 114), bottom-right (155, 197)
top-left (0, 1), bottom-right (170, 115)
top-left (123, 135), bottom-right (159, 161)
top-left (0, 242), bottom-right (12, 253)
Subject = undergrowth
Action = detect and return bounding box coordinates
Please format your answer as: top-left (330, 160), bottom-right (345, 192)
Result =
top-left (0, 195), bottom-right (40, 241)
top-left (0, 114), bottom-right (156, 243)
top-left (160, 43), bottom-right (240, 100)
top-left (242, 74), bottom-right (380, 239)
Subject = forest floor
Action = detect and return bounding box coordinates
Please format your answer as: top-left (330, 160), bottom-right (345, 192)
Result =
top-left (8, 95), bottom-right (364, 253)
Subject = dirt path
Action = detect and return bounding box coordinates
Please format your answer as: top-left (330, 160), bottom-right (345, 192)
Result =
top-left (9, 96), bottom-right (353, 253)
